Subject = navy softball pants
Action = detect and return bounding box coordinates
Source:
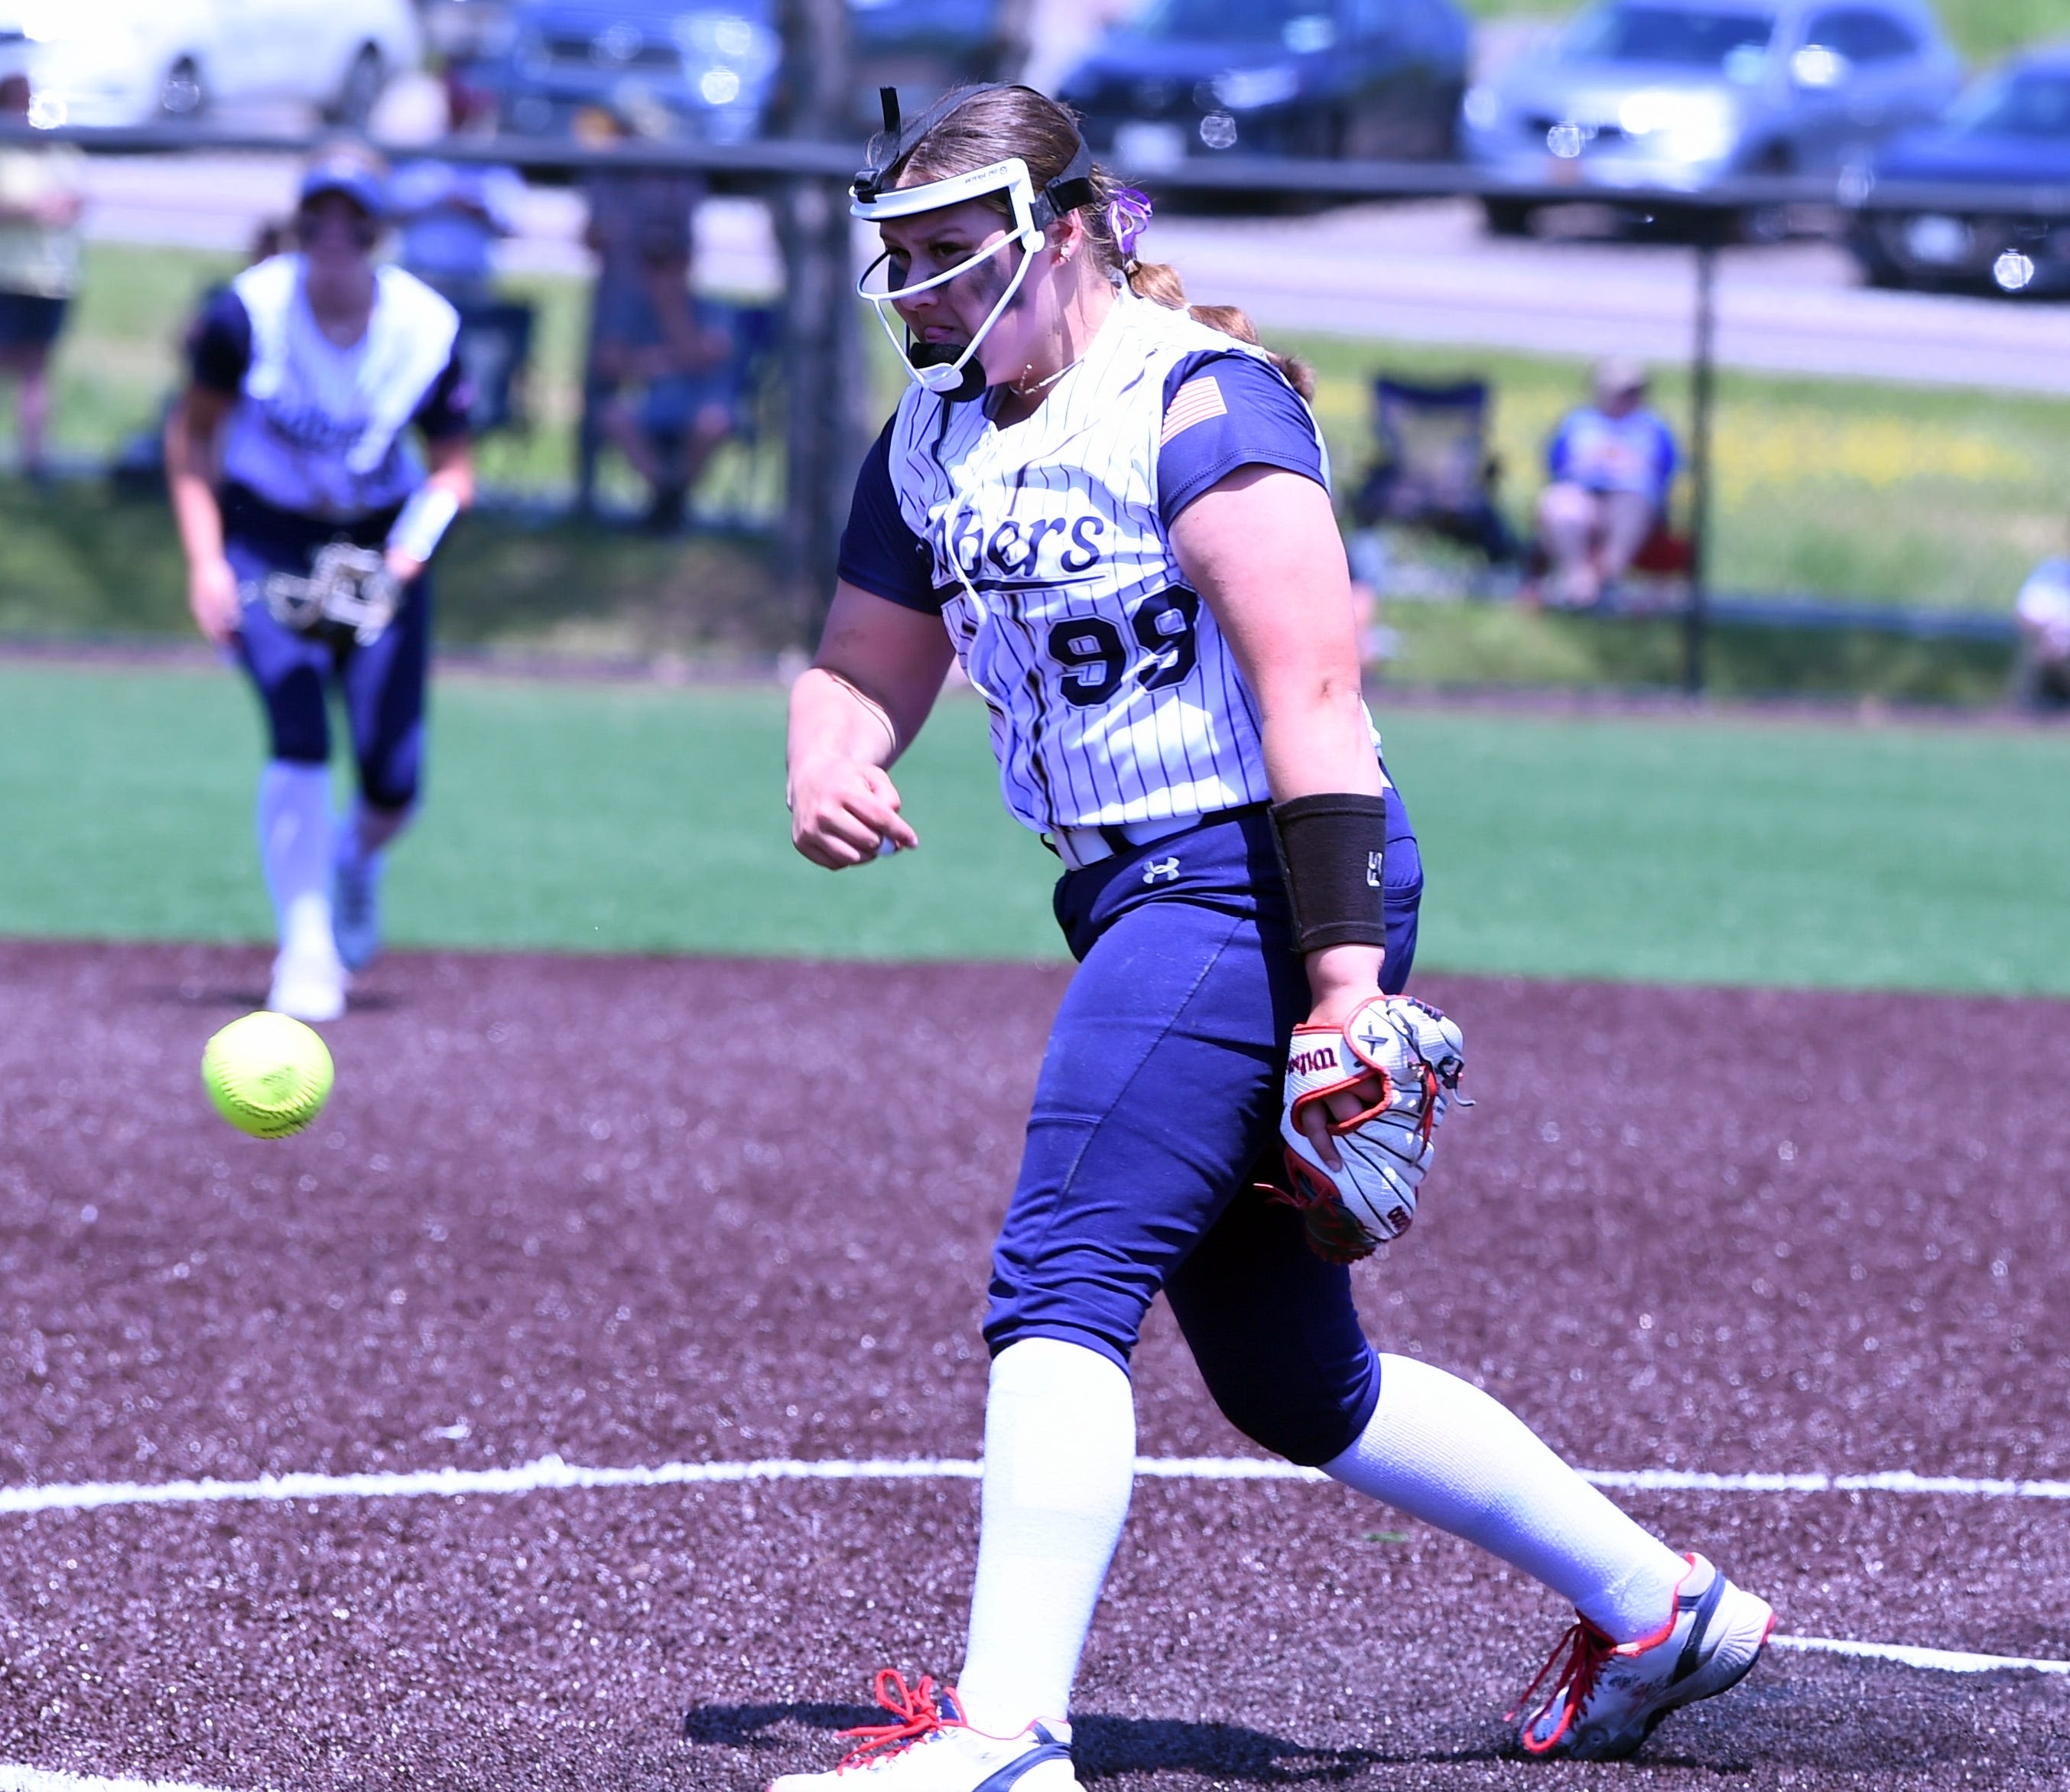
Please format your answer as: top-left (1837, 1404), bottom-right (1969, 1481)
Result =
top-left (983, 798), bottom-right (1423, 1468)
top-left (226, 525), bottom-right (429, 813)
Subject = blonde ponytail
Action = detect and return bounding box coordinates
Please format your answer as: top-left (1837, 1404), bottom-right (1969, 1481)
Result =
top-left (1183, 302), bottom-right (1318, 402)
top-left (1124, 257), bottom-right (1189, 311)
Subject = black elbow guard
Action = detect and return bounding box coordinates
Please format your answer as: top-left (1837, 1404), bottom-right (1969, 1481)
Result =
top-left (1269, 792), bottom-right (1388, 952)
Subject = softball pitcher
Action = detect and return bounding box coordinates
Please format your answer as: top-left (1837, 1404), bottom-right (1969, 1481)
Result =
top-left (165, 144), bottom-right (473, 1023)
top-left (778, 86), bottom-right (1773, 1790)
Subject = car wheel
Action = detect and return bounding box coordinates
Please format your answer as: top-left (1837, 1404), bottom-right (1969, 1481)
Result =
top-left (1482, 197), bottom-right (1536, 237)
top-left (159, 57), bottom-right (206, 122)
top-left (1847, 223), bottom-right (1910, 291)
top-left (1736, 145), bottom-right (1795, 245)
top-left (330, 45), bottom-right (385, 128)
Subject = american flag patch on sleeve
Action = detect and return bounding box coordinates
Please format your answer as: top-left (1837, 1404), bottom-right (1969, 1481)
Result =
top-left (1160, 376), bottom-right (1228, 444)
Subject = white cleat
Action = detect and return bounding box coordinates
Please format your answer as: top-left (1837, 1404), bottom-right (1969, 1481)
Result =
top-left (769, 1673), bottom-right (1077, 1791)
top-left (267, 951), bottom-right (347, 1024)
top-left (1514, 1553), bottom-right (1776, 1761)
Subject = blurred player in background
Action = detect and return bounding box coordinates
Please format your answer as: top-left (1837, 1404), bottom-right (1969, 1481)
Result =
top-left (0, 73), bottom-right (84, 480)
top-left (2015, 545), bottom-right (2070, 711)
top-left (775, 84), bottom-right (1773, 1791)
top-left (164, 143), bottom-right (473, 1023)
top-left (1531, 357), bottom-right (1678, 609)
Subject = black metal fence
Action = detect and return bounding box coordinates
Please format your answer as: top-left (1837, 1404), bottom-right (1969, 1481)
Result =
top-left (11, 116), bottom-right (2068, 691)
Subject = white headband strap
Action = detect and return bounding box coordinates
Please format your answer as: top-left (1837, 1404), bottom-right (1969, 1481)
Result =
top-left (850, 158), bottom-right (1038, 228)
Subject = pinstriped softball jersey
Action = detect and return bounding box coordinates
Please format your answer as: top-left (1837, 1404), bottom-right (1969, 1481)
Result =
top-left (837, 293), bottom-right (1386, 837)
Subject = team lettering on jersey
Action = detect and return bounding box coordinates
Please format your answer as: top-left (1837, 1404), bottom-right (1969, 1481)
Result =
top-left (934, 509), bottom-right (1110, 584)
top-left (252, 401), bottom-right (372, 458)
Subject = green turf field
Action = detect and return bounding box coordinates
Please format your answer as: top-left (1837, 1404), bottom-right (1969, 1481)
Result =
top-left (4, 662), bottom-right (2065, 994)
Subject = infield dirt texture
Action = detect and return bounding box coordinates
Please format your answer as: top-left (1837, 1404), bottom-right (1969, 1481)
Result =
top-left (2, 940), bottom-right (2066, 1790)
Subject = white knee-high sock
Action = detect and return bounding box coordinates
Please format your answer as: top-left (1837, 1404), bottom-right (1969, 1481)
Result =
top-left (955, 1338), bottom-right (1135, 1735)
top-left (257, 760), bottom-right (337, 966)
top-left (1324, 1353), bottom-right (1686, 1644)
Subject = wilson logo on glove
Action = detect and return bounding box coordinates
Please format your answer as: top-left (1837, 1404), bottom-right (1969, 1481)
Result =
top-left (1268, 994), bottom-right (1467, 1264)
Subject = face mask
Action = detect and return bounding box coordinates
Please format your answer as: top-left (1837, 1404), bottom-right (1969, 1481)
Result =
top-left (853, 159), bottom-right (1046, 404)
top-left (855, 165), bottom-right (1047, 403)
top-left (850, 86), bottom-right (1097, 405)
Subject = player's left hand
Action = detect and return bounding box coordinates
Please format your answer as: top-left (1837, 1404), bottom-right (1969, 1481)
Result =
top-left (1272, 994), bottom-right (1467, 1262)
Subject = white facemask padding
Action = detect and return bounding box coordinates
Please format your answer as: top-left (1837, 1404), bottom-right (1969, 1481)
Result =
top-left (851, 158), bottom-right (1045, 397)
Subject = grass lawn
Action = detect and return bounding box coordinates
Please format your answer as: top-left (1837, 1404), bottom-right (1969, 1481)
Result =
top-left (29, 242), bottom-right (2070, 634)
top-left (1281, 330), bottom-right (2069, 616)
top-left (4, 662), bottom-right (2065, 995)
top-left (1460, 0), bottom-right (2070, 62)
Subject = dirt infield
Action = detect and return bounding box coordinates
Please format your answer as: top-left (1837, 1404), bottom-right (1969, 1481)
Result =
top-left (1, 941), bottom-right (2066, 1791)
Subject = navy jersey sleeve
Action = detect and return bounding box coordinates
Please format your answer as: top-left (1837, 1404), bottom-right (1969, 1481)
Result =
top-left (1155, 350), bottom-right (1327, 529)
top-left (413, 348), bottom-right (474, 442)
top-left (837, 419), bottom-right (941, 613)
top-left (187, 288), bottom-right (253, 395)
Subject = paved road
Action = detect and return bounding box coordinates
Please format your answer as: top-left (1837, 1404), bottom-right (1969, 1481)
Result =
top-left (1151, 201), bottom-right (2070, 394)
top-left (80, 153), bottom-right (2070, 393)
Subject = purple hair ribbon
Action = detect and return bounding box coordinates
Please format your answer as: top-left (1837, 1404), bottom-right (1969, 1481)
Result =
top-left (1107, 186), bottom-right (1154, 262)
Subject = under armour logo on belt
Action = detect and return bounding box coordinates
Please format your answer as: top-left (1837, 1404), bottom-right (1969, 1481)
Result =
top-left (1142, 857), bottom-right (1181, 884)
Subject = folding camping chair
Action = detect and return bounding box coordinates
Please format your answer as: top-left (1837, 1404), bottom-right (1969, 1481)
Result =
top-left (1349, 375), bottom-right (1520, 566)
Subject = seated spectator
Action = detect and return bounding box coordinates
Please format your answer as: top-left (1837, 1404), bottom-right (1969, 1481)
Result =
top-left (2015, 551), bottom-right (2070, 711)
top-left (388, 83), bottom-right (524, 311)
top-left (592, 238), bottom-right (738, 532)
top-left (0, 73), bottom-right (84, 480)
top-left (1532, 358), bottom-right (1678, 608)
top-left (577, 131), bottom-right (708, 515)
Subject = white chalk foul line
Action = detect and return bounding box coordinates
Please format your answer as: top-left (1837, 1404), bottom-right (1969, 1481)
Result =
top-left (0, 1771), bottom-right (229, 1792)
top-left (1769, 1635), bottom-right (2070, 1677)
top-left (6, 1454), bottom-right (2069, 1517)
top-left (4, 1455), bottom-right (2067, 1683)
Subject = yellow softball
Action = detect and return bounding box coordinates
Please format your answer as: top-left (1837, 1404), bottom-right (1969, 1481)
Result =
top-left (200, 1012), bottom-right (335, 1139)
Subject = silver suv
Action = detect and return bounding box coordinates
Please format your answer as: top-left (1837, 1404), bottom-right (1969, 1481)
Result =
top-left (1463, 0), bottom-right (1961, 232)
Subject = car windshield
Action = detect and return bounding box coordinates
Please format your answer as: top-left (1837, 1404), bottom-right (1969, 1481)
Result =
top-left (1948, 70), bottom-right (2070, 140)
top-left (1130, 0), bottom-right (1327, 44)
top-left (1562, 5), bottom-right (1775, 68)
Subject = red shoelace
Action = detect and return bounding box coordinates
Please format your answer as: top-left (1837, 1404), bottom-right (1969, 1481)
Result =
top-left (1509, 1617), bottom-right (1615, 1755)
top-left (833, 1670), bottom-right (955, 1771)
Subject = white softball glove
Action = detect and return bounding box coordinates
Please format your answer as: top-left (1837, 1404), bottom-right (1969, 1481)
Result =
top-left (1272, 994), bottom-right (1467, 1263)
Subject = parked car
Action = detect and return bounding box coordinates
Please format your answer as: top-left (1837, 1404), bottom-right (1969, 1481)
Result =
top-left (1462, 0), bottom-right (1961, 233)
top-left (422, 0), bottom-right (520, 65)
top-left (850, 0), bottom-right (1028, 116)
top-left (476, 0), bottom-right (779, 141)
top-left (0, 0), bottom-right (419, 128)
top-left (1056, 0), bottom-right (1469, 174)
top-left (1849, 44), bottom-right (2070, 294)
top-left (473, 0), bottom-right (1015, 142)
